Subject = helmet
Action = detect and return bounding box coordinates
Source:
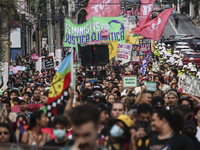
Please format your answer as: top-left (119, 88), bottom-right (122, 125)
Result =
top-left (191, 68), bottom-right (197, 72)
top-left (162, 43), bottom-right (165, 46)
top-left (158, 43), bottom-right (161, 46)
top-left (166, 60), bottom-right (170, 63)
top-left (160, 52), bottom-right (164, 55)
top-left (187, 66), bottom-right (192, 69)
top-left (159, 47), bottom-right (162, 50)
top-left (154, 41), bottom-right (157, 44)
top-left (171, 63), bottom-right (175, 66)
top-left (189, 57), bottom-right (194, 61)
top-left (183, 65), bottom-right (187, 68)
top-left (163, 57), bottom-right (167, 60)
top-left (178, 63), bottom-right (183, 66)
top-left (117, 115), bottom-right (132, 128)
top-left (188, 62), bottom-right (192, 66)
top-left (155, 46), bottom-right (158, 49)
top-left (167, 44), bottom-right (170, 46)
top-left (91, 91), bottom-right (103, 98)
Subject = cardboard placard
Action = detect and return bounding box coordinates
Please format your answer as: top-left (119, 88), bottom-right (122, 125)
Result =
top-left (44, 56), bottom-right (54, 70)
top-left (122, 75), bottom-right (137, 88)
top-left (144, 82), bottom-right (157, 92)
top-left (178, 75), bottom-right (200, 97)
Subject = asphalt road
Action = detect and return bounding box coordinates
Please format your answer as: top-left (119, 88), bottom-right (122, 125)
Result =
top-left (162, 14), bottom-right (200, 38)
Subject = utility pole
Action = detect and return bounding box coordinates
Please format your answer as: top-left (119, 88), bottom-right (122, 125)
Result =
top-left (68, 0), bottom-right (73, 22)
top-left (34, 0), bottom-right (40, 55)
top-left (54, 0), bottom-right (62, 63)
top-left (54, 0), bottom-right (61, 50)
top-left (47, 0), bottom-right (54, 55)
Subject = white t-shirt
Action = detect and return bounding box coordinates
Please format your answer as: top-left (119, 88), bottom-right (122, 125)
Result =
top-left (196, 126), bottom-right (200, 142)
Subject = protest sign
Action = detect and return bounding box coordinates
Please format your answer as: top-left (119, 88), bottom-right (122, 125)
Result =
top-left (178, 75), bottom-right (200, 97)
top-left (16, 66), bottom-right (26, 71)
top-left (144, 82), bottom-right (157, 92)
top-left (139, 38), bottom-right (151, 54)
top-left (132, 56), bottom-right (139, 61)
top-left (31, 53), bottom-right (39, 61)
top-left (116, 43), bottom-right (132, 64)
top-left (63, 16), bottom-right (126, 47)
top-left (44, 56), bottom-right (54, 70)
top-left (122, 75), bottom-right (137, 88)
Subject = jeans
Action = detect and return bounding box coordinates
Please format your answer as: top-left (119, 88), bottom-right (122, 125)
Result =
top-left (175, 23), bottom-right (178, 28)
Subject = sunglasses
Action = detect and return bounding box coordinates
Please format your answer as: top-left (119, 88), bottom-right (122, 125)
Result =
top-left (0, 132), bottom-right (9, 135)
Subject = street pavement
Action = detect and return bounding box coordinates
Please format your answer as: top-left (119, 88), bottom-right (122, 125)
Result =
top-left (162, 14), bottom-right (200, 38)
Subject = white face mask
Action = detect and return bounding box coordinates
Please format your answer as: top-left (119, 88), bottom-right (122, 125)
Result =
top-left (53, 129), bottom-right (66, 140)
top-left (110, 124), bottom-right (124, 138)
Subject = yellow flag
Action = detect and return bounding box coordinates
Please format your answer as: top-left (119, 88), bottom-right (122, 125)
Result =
top-left (104, 41), bottom-right (117, 60)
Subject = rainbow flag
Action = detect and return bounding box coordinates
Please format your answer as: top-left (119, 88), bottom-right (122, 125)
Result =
top-left (47, 54), bottom-right (71, 121)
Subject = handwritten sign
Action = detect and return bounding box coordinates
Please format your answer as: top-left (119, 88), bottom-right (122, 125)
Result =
top-left (122, 75), bottom-right (137, 88)
top-left (44, 56), bottom-right (54, 70)
top-left (178, 75), bottom-right (200, 97)
top-left (144, 82), bottom-right (157, 92)
top-left (139, 38), bottom-right (151, 54)
top-left (116, 43), bottom-right (132, 65)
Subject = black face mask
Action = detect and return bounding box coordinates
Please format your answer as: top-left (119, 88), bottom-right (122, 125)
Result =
top-left (139, 121), bottom-right (151, 135)
top-left (183, 131), bottom-right (196, 141)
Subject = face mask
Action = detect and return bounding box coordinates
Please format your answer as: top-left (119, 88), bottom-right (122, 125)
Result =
top-left (53, 129), bottom-right (66, 140)
top-left (139, 121), bottom-right (151, 134)
top-left (110, 124), bottom-right (124, 138)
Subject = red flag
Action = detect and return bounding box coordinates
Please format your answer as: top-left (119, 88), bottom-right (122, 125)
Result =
top-left (137, 0), bottom-right (155, 27)
top-left (130, 8), bottom-right (174, 41)
top-left (85, 0), bottom-right (120, 20)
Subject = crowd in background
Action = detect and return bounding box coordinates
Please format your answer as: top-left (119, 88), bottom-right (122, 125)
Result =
top-left (0, 42), bottom-right (200, 150)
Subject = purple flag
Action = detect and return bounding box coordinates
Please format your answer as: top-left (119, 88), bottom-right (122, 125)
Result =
top-left (140, 50), bottom-right (152, 76)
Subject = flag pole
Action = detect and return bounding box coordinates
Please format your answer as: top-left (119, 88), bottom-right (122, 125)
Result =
top-left (70, 46), bottom-right (74, 87)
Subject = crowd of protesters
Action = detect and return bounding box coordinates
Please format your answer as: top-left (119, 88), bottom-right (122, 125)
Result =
top-left (0, 41), bottom-right (200, 150)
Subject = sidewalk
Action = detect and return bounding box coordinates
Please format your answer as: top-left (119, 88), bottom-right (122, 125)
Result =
top-left (186, 14), bottom-right (200, 30)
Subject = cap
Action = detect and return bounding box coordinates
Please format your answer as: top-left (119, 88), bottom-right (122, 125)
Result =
top-left (152, 99), bottom-right (165, 108)
top-left (42, 72), bottom-right (46, 75)
top-left (93, 85), bottom-right (103, 92)
top-left (189, 57), bottom-right (194, 61)
top-left (141, 77), bottom-right (147, 81)
top-left (13, 63), bottom-right (16, 66)
top-left (117, 115), bottom-right (132, 128)
top-left (8, 72), bottom-right (13, 75)
top-left (168, 91), bottom-right (178, 97)
top-left (19, 99), bottom-right (27, 104)
top-left (184, 121), bottom-right (196, 129)
top-left (17, 52), bottom-right (20, 55)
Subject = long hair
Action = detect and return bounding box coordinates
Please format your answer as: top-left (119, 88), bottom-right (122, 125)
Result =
top-left (27, 110), bottom-right (44, 130)
top-left (0, 123), bottom-right (16, 143)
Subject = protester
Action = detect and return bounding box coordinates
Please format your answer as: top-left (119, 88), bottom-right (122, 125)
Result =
top-left (21, 110), bottom-right (51, 146)
top-left (0, 123), bottom-right (16, 143)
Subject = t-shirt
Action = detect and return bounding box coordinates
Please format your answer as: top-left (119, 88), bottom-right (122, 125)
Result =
top-left (149, 133), bottom-right (195, 150)
top-left (174, 18), bottom-right (179, 24)
top-left (44, 139), bottom-right (73, 147)
top-left (196, 126), bottom-right (200, 142)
